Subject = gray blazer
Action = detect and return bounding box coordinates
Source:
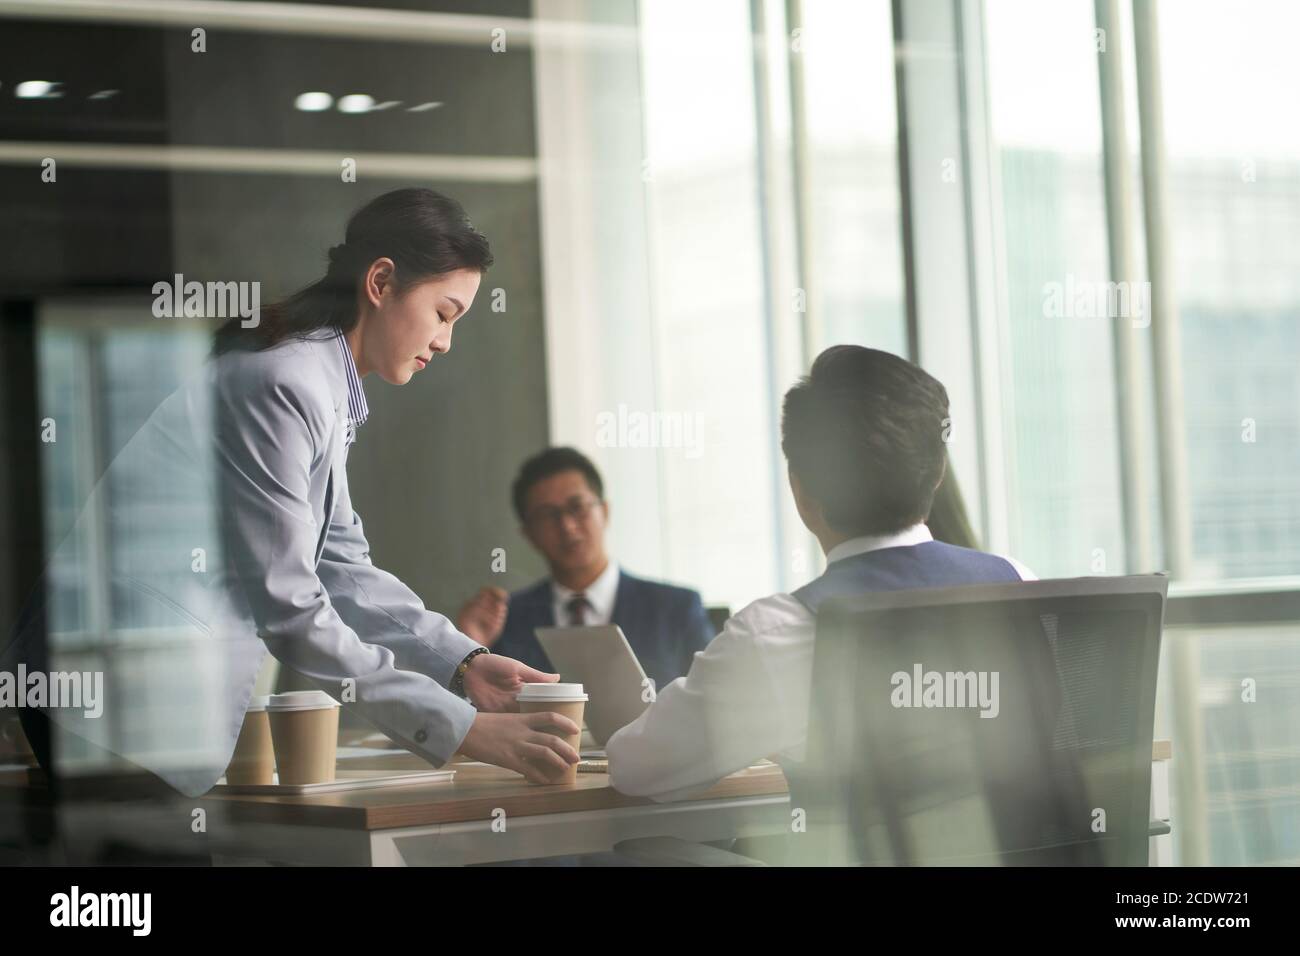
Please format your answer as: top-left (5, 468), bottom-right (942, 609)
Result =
top-left (6, 331), bottom-right (478, 796)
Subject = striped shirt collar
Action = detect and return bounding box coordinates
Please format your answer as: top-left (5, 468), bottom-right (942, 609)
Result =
top-left (334, 329), bottom-right (368, 443)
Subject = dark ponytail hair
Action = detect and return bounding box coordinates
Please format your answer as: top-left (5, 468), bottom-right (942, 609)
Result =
top-left (213, 187), bottom-right (493, 355)
top-left (926, 452), bottom-right (981, 549)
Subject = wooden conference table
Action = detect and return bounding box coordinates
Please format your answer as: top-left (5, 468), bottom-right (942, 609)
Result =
top-left (2, 735), bottom-right (1174, 866)
top-left (198, 748), bottom-right (790, 866)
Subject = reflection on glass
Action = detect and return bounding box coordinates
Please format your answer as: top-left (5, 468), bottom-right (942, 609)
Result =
top-left (36, 304), bottom-right (225, 775)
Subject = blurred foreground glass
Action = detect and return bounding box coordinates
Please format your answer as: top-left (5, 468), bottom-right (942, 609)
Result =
top-left (36, 304), bottom-right (230, 778)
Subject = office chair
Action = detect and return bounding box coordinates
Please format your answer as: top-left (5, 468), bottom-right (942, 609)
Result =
top-left (706, 605), bottom-right (731, 637)
top-left (615, 576), bottom-right (1167, 866)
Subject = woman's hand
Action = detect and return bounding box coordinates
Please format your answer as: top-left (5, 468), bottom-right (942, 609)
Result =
top-left (456, 587), bottom-right (509, 647)
top-left (461, 653), bottom-right (559, 713)
top-left (459, 711), bottom-right (581, 784)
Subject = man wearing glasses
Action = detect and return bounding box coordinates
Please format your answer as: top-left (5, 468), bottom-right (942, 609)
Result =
top-left (456, 447), bottom-right (714, 694)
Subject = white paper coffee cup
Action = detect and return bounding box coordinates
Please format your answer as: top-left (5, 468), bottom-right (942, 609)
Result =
top-left (267, 691), bottom-right (340, 785)
top-left (516, 683), bottom-right (586, 785)
top-left (226, 695), bottom-right (274, 786)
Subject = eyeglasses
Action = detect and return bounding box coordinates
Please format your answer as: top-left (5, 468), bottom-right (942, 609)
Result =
top-left (526, 497), bottom-right (601, 529)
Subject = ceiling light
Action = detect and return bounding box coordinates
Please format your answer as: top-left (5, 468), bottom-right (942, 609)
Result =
top-left (294, 91), bottom-right (333, 112)
top-left (15, 80), bottom-right (63, 99)
top-left (337, 94), bottom-right (375, 114)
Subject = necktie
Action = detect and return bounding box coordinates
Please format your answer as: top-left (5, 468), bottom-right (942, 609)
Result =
top-left (566, 594), bottom-right (590, 626)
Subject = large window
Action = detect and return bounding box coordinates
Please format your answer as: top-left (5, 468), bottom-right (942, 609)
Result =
top-left (1150, 0), bottom-right (1300, 865)
top-left (1158, 0), bottom-right (1300, 580)
top-left (799, 0), bottom-right (906, 355)
top-left (982, 0), bottom-right (1128, 578)
top-left (639, 0), bottom-right (783, 608)
top-left (537, 0), bottom-right (1300, 866)
top-left (537, 0), bottom-right (908, 610)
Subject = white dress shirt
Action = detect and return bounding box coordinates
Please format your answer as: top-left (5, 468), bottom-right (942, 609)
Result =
top-left (551, 560), bottom-right (620, 627)
top-left (605, 524), bottom-right (1034, 802)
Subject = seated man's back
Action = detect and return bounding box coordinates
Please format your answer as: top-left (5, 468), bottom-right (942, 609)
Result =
top-left (606, 525), bottom-right (1032, 799)
top-left (607, 346), bottom-right (1033, 801)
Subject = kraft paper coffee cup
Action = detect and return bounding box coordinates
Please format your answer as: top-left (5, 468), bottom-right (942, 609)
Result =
top-left (517, 683), bottom-right (587, 785)
top-left (225, 695), bottom-right (274, 786)
top-left (267, 691), bottom-right (340, 786)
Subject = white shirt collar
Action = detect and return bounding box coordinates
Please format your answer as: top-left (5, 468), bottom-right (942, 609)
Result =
top-left (825, 523), bottom-right (933, 566)
top-left (552, 560), bottom-right (621, 625)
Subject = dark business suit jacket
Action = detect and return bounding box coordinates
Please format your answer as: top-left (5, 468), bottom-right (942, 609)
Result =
top-left (493, 570), bottom-right (714, 693)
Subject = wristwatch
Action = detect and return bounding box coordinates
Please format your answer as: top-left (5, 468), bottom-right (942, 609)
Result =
top-left (451, 646), bottom-right (489, 698)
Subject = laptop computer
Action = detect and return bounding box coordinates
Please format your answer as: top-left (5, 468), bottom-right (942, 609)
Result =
top-left (534, 625), bottom-right (653, 748)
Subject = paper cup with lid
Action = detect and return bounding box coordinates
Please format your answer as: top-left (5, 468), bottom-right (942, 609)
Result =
top-left (516, 683), bottom-right (587, 785)
top-left (267, 690), bottom-right (340, 785)
top-left (225, 694), bottom-right (274, 786)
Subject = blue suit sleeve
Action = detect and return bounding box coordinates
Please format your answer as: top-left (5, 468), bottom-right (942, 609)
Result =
top-left (493, 617), bottom-right (525, 663)
top-left (679, 590), bottom-right (714, 673)
top-left (493, 605), bottom-right (547, 673)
